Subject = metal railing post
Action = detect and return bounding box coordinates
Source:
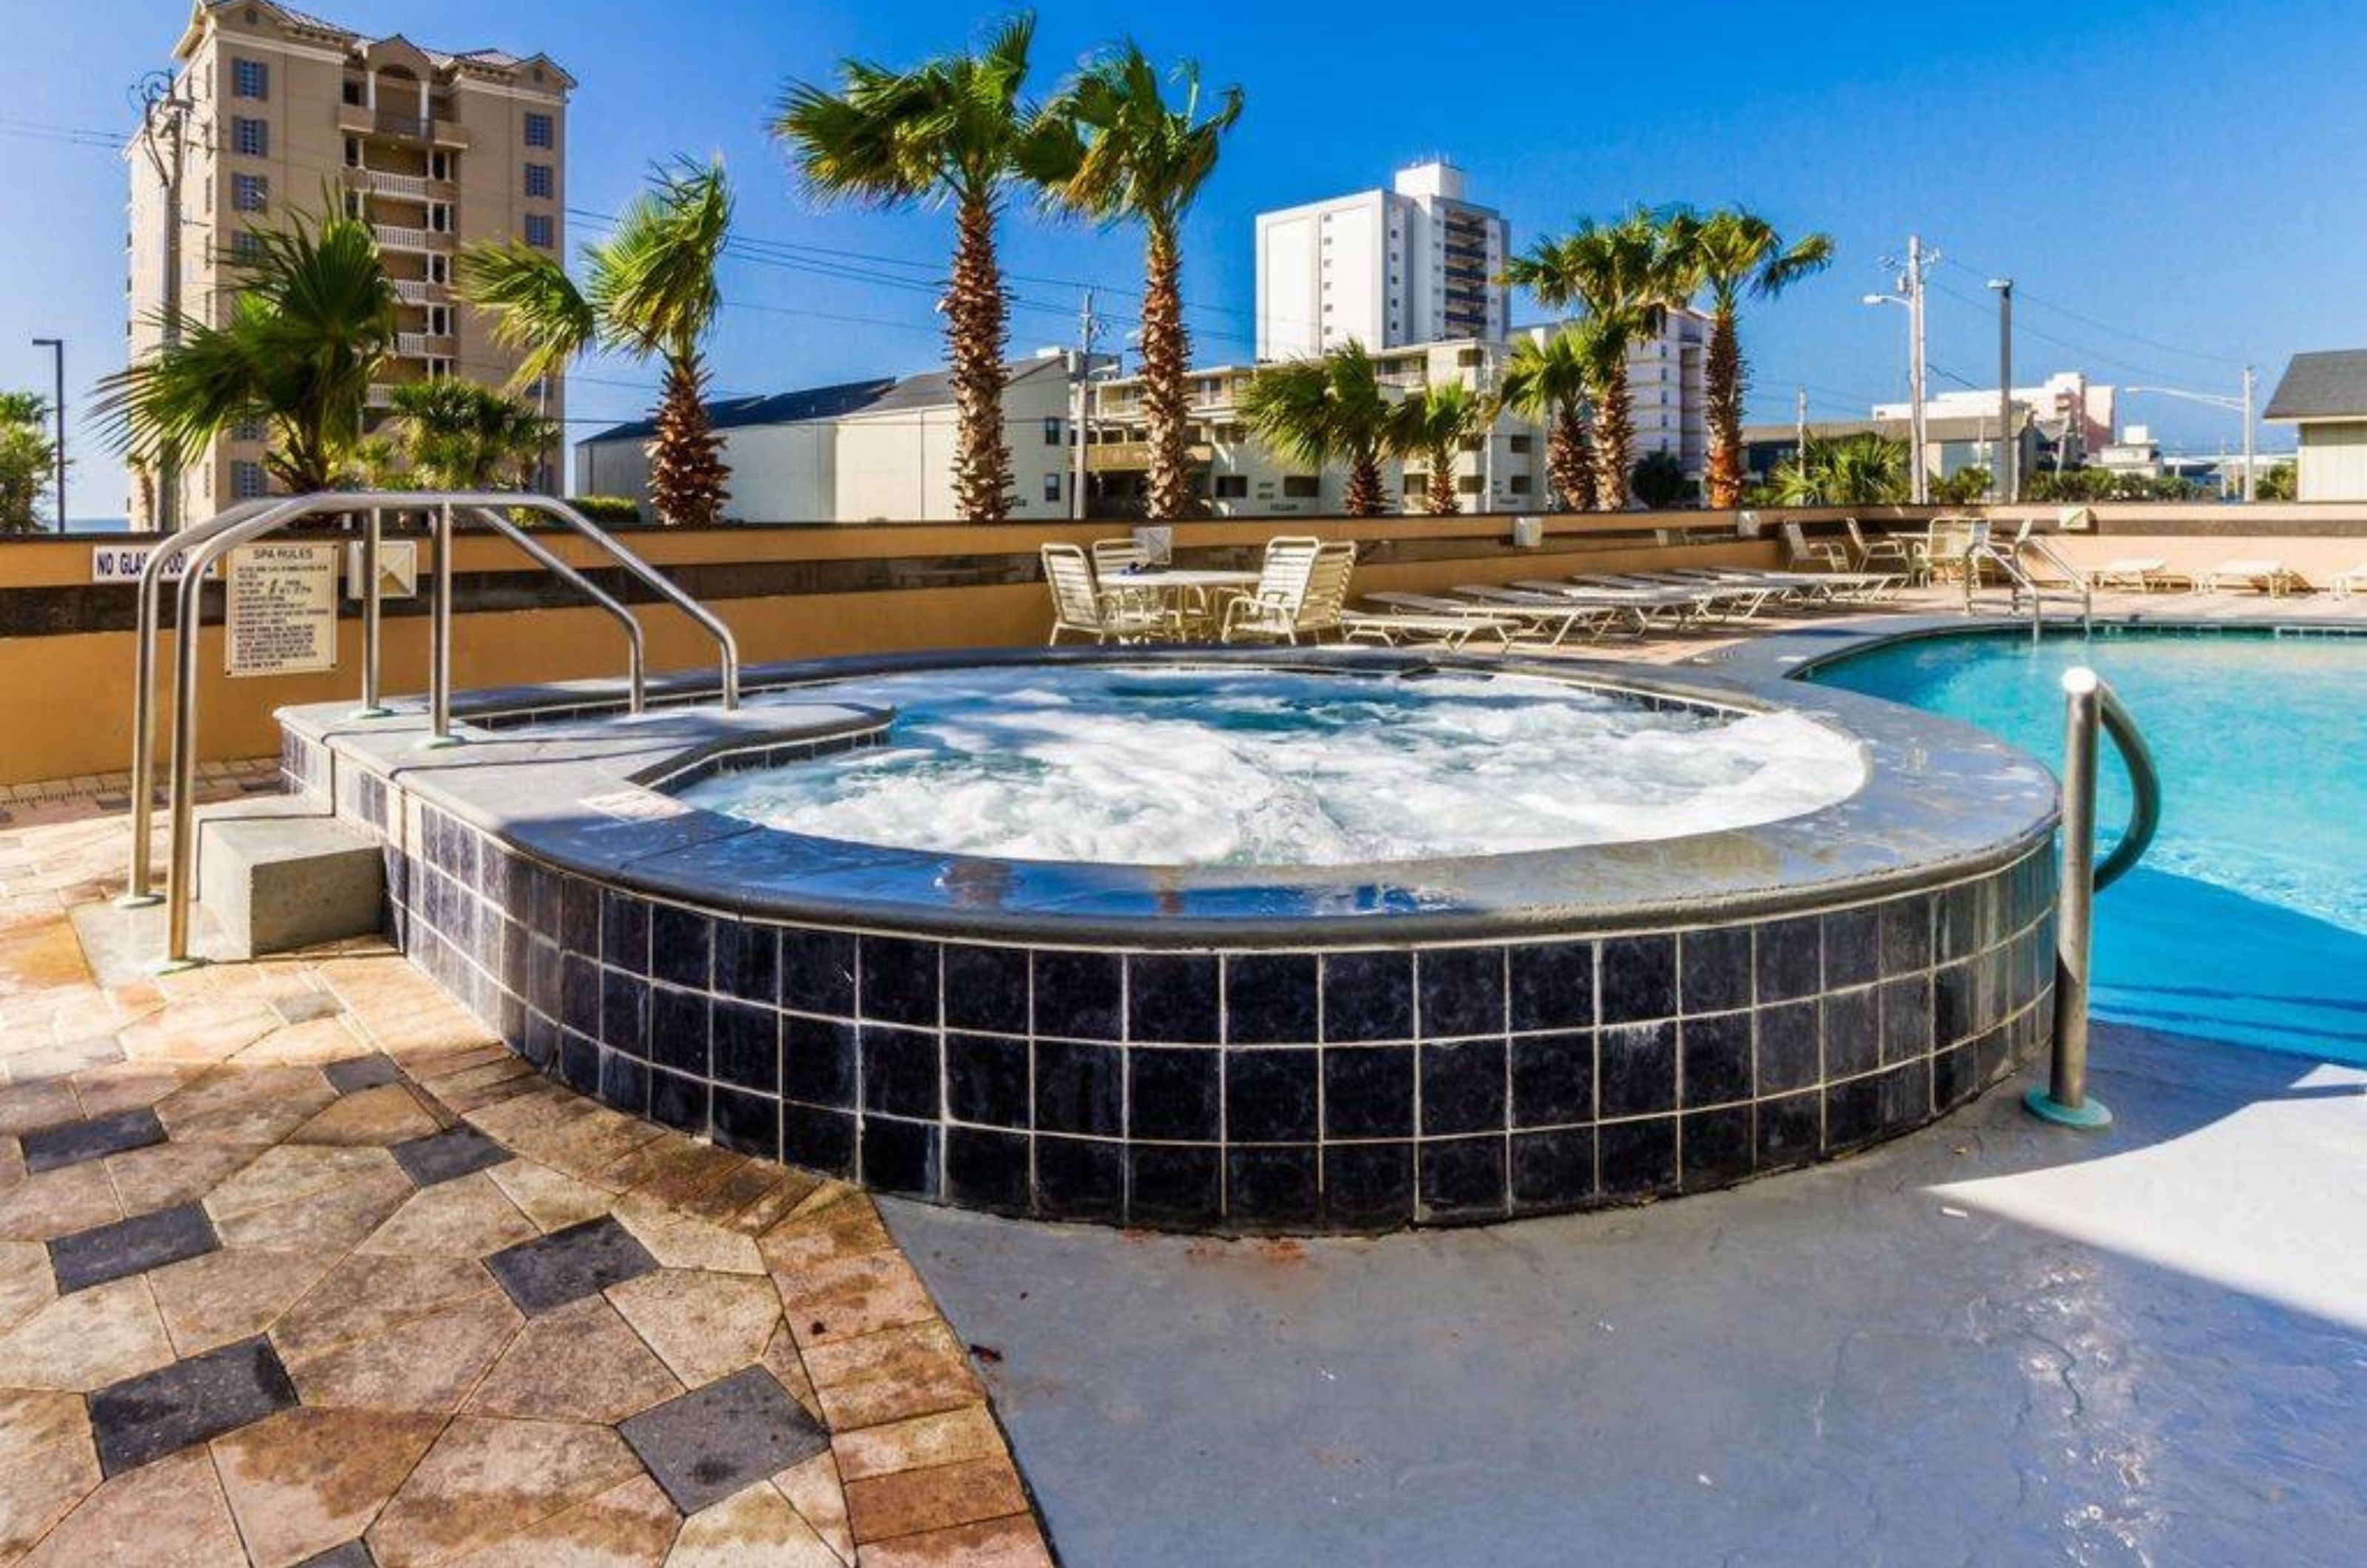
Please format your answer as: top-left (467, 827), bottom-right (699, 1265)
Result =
top-left (355, 505), bottom-right (390, 717)
top-left (118, 568), bottom-right (163, 908)
top-left (2027, 666), bottom-right (2117, 1129)
top-left (426, 501), bottom-right (457, 746)
top-left (161, 555), bottom-right (209, 967)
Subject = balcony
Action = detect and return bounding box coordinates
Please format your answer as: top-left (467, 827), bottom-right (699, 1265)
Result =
top-left (374, 223), bottom-right (453, 254)
top-left (337, 102), bottom-right (470, 149)
top-left (391, 278), bottom-right (443, 306)
top-left (394, 332), bottom-right (453, 358)
top-left (359, 169), bottom-right (433, 201)
top-left (1083, 441), bottom-right (1213, 473)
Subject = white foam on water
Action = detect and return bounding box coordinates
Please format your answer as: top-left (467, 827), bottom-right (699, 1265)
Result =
top-left (683, 666), bottom-right (1867, 867)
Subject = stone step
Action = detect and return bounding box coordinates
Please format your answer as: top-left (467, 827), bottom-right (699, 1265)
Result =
top-left (194, 795), bottom-right (385, 959)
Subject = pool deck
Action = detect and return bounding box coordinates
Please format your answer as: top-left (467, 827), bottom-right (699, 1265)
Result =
top-left (0, 590), bottom-right (2362, 1563)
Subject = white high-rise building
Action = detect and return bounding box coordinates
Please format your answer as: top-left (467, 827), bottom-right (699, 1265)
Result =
top-left (1254, 159), bottom-right (1508, 361)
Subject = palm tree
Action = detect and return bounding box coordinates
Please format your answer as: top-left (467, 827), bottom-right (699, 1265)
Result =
top-left (1772, 433), bottom-right (1908, 506)
top-left (464, 158), bottom-right (732, 525)
top-left (387, 379), bottom-right (558, 490)
top-left (98, 206), bottom-right (396, 496)
top-left (1502, 209), bottom-right (1684, 509)
top-left (1666, 209), bottom-right (1834, 508)
top-left (1030, 44), bottom-right (1243, 521)
top-left (1388, 379), bottom-right (1483, 515)
top-left (1238, 342), bottom-right (1397, 517)
top-left (774, 15), bottom-right (1055, 522)
top-left (1497, 329), bottom-right (1594, 512)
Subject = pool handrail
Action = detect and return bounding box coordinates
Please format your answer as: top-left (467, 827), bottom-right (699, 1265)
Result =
top-left (2030, 665), bottom-right (2159, 1130)
top-left (124, 489), bottom-right (740, 965)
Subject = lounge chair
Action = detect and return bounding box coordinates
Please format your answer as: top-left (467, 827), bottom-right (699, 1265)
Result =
top-left (1041, 543), bottom-right (1169, 644)
top-left (1363, 590), bottom-right (1607, 647)
top-left (1845, 518), bottom-right (1916, 575)
top-left (1220, 537), bottom-right (1332, 643)
top-left (1780, 521), bottom-right (1854, 573)
top-left (2091, 558), bottom-right (2184, 593)
top-left (1340, 609), bottom-right (1516, 650)
top-left (2329, 564), bottom-right (2367, 599)
top-left (2201, 559), bottom-right (2304, 596)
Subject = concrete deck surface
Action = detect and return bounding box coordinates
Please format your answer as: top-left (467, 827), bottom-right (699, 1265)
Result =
top-left (890, 1026), bottom-right (2367, 1565)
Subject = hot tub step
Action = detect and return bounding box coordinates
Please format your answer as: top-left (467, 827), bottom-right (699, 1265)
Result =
top-left (193, 796), bottom-right (385, 959)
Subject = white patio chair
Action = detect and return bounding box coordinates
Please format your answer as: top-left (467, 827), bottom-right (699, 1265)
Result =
top-left (1220, 537), bottom-right (1326, 643)
top-left (1042, 544), bottom-right (1166, 643)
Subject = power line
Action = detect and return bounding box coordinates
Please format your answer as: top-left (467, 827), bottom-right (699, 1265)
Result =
top-left (1939, 254), bottom-right (2243, 369)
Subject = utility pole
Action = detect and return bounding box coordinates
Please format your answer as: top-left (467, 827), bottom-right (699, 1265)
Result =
top-left (1794, 387), bottom-right (1808, 467)
top-left (29, 338), bottom-right (64, 530)
top-left (134, 71), bottom-right (192, 532)
top-left (2241, 364), bottom-right (2257, 502)
top-left (1904, 236), bottom-right (1931, 504)
top-left (1987, 278), bottom-right (2014, 503)
top-left (1070, 288), bottom-right (1098, 521)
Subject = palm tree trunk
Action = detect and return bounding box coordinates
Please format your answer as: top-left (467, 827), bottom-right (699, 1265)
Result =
top-left (1344, 452), bottom-right (1384, 518)
top-left (1593, 376), bottom-right (1634, 510)
top-left (1140, 220), bottom-right (1195, 521)
top-left (1428, 442), bottom-right (1459, 515)
top-left (948, 192), bottom-right (1012, 522)
top-left (1704, 304), bottom-right (1744, 508)
top-left (648, 352), bottom-right (729, 526)
top-left (1549, 402), bottom-right (1595, 513)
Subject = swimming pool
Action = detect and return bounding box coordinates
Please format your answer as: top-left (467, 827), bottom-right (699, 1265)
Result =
top-left (1811, 629), bottom-right (2367, 1063)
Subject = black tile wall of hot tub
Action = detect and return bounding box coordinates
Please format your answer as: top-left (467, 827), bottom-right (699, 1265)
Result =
top-left (366, 783), bottom-right (2056, 1234)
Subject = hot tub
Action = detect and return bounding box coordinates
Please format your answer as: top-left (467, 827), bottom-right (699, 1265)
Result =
top-left (279, 647), bottom-right (2060, 1233)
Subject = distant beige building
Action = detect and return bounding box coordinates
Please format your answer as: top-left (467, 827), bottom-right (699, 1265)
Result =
top-left (127, 1), bottom-right (572, 529)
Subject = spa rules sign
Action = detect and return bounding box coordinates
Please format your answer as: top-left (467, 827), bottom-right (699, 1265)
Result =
top-left (224, 542), bottom-right (341, 677)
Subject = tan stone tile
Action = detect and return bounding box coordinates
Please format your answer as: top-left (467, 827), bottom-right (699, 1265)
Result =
top-left (147, 1245), bottom-right (340, 1358)
top-left (204, 1142), bottom-right (400, 1222)
top-left (801, 1322), bottom-right (983, 1432)
top-left (271, 1251), bottom-right (508, 1365)
top-left (18, 1443), bottom-right (245, 1567)
top-left (780, 1251), bottom-right (941, 1351)
top-left (851, 1515), bottom-right (1052, 1568)
top-left (487, 1158), bottom-right (615, 1233)
top-left (606, 1270), bottom-right (785, 1390)
top-left (0, 1278), bottom-right (174, 1391)
top-left (157, 1071), bottom-right (339, 1146)
top-left (759, 1189), bottom-right (894, 1277)
top-left (0, 1163), bottom-right (121, 1243)
top-left (0, 1428), bottom-right (99, 1561)
top-left (0, 1081), bottom-right (78, 1139)
top-left (447, 1470), bottom-right (681, 1568)
top-left (774, 1450), bottom-right (855, 1566)
top-left (683, 1160), bottom-right (823, 1237)
top-left (465, 1295), bottom-right (683, 1425)
top-left (359, 1170), bottom-right (538, 1260)
top-left (118, 998), bottom-right (279, 1064)
top-left (215, 1163), bottom-right (414, 1252)
top-left (597, 1141), bottom-right (743, 1213)
top-left (0, 1242), bottom-right (57, 1336)
top-left (842, 1456), bottom-right (1028, 1547)
top-left (281, 1290), bottom-right (522, 1415)
top-left (101, 1138), bottom-right (266, 1216)
top-left (0, 1388), bottom-right (89, 1467)
top-left (427, 1067), bottom-right (541, 1119)
top-left (761, 1322), bottom-right (825, 1428)
top-left (234, 1014), bottom-right (369, 1067)
top-left (66, 1064), bottom-right (194, 1121)
top-left (831, 1405), bottom-right (1006, 1484)
top-left (365, 1415), bottom-right (641, 1568)
top-left (669, 1480), bottom-right (842, 1567)
top-left (289, 1082), bottom-right (441, 1146)
top-left (211, 1405), bottom-right (448, 1568)
top-left (612, 1193), bottom-right (766, 1277)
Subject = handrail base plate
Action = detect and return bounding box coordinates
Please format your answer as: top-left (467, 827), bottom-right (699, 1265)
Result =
top-left (2022, 1086), bottom-right (2113, 1130)
top-left (114, 892), bottom-right (164, 910)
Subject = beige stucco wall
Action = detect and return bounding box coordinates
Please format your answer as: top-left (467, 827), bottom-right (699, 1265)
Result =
top-left (2297, 422), bottom-right (2367, 502)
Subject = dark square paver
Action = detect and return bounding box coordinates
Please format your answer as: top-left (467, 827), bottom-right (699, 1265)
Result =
top-left (620, 1365), bottom-right (831, 1513)
top-left (21, 1106), bottom-right (165, 1174)
top-left (484, 1214), bottom-right (658, 1315)
top-left (294, 1543), bottom-right (376, 1568)
top-left (323, 1053), bottom-right (402, 1094)
top-left (389, 1124), bottom-right (510, 1186)
top-left (90, 1335), bottom-right (298, 1476)
top-left (49, 1202), bottom-right (219, 1294)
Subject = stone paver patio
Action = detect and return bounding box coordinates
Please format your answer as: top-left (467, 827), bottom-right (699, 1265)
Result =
top-left (0, 808), bottom-right (1051, 1567)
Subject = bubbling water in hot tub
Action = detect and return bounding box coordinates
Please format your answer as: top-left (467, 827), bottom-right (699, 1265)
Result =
top-left (678, 664), bottom-right (1867, 868)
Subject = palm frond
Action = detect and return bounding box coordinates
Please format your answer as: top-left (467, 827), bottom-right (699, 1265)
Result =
top-left (459, 239), bottom-right (597, 391)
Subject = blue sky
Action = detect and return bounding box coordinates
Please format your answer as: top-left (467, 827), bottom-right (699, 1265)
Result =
top-left (4, 0), bottom-right (2358, 520)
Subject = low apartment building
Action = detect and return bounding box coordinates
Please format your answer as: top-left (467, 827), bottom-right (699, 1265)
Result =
top-left (126, 1), bottom-right (571, 529)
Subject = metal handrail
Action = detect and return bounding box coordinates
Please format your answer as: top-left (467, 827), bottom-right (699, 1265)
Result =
top-left (122, 490), bottom-right (742, 962)
top-left (2027, 666), bottom-right (2161, 1130)
top-left (466, 507), bottom-right (647, 717)
top-left (1960, 521), bottom-right (2093, 642)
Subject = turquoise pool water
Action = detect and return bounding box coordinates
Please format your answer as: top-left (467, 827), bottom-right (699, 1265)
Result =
top-left (1811, 629), bottom-right (2367, 1063)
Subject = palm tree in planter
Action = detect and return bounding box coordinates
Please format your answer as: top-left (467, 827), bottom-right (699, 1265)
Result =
top-left (463, 159), bottom-right (732, 524)
top-left (1389, 379), bottom-right (1485, 515)
top-left (1502, 209), bottom-right (1682, 510)
top-left (1239, 342), bottom-right (1397, 517)
top-left (1030, 44), bottom-right (1243, 521)
top-left (387, 379), bottom-right (558, 490)
top-left (1667, 208), bottom-right (1834, 508)
top-left (1497, 328), bottom-right (1596, 511)
top-left (775, 15), bottom-right (1059, 522)
top-left (98, 206), bottom-right (397, 494)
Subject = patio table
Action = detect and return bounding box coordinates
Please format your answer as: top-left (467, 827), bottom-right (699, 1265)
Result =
top-left (1104, 568), bottom-right (1263, 640)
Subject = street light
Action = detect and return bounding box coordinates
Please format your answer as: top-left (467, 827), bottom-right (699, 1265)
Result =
top-left (28, 337), bottom-right (64, 531)
top-left (2122, 374), bottom-right (2259, 501)
top-left (1861, 291), bottom-right (1928, 503)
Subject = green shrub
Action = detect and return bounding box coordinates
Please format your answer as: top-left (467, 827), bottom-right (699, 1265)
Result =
top-left (567, 495), bottom-right (646, 525)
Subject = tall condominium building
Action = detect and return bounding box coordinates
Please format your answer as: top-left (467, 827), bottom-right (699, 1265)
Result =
top-left (1515, 305), bottom-right (1715, 484)
top-left (126, 1), bottom-right (572, 530)
top-left (1254, 160), bottom-right (1510, 362)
